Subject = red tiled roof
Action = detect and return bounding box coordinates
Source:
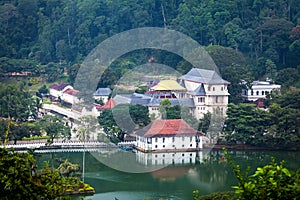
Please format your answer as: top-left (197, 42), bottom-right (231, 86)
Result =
top-left (100, 98), bottom-right (116, 110)
top-left (50, 82), bottom-right (69, 91)
top-left (136, 119), bottom-right (202, 137)
top-left (63, 88), bottom-right (79, 96)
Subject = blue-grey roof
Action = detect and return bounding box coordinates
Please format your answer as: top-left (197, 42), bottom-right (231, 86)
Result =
top-left (113, 94), bottom-right (131, 105)
top-left (179, 68), bottom-right (230, 84)
top-left (93, 88), bottom-right (112, 96)
top-left (188, 83), bottom-right (206, 96)
top-left (114, 93), bottom-right (195, 108)
top-left (114, 93), bottom-right (152, 106)
top-left (147, 98), bottom-right (195, 108)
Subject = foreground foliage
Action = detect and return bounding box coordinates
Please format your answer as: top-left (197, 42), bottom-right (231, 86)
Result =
top-left (0, 148), bottom-right (94, 199)
top-left (194, 149), bottom-right (300, 200)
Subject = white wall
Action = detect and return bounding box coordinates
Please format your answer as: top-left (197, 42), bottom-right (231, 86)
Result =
top-left (148, 106), bottom-right (161, 119)
top-left (49, 85), bottom-right (73, 99)
top-left (93, 96), bottom-right (109, 104)
top-left (136, 135), bottom-right (203, 151)
top-left (61, 93), bottom-right (79, 104)
top-left (242, 85), bottom-right (281, 101)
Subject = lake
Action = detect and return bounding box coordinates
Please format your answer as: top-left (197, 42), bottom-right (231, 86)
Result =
top-left (34, 149), bottom-right (300, 200)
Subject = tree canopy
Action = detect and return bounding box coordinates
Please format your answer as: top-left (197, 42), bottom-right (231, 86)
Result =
top-left (98, 104), bottom-right (150, 142)
top-left (0, 0), bottom-right (299, 97)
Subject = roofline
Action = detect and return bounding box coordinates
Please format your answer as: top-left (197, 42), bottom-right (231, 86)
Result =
top-left (178, 78), bottom-right (230, 85)
top-left (141, 132), bottom-right (203, 137)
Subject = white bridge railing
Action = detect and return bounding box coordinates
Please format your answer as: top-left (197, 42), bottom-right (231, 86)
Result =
top-left (118, 141), bottom-right (136, 146)
top-left (2, 141), bottom-right (116, 149)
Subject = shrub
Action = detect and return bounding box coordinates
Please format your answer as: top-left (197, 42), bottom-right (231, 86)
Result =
top-left (224, 148), bottom-right (300, 200)
top-left (197, 191), bottom-right (235, 200)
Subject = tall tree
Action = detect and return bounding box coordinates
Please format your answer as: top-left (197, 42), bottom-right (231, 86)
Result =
top-left (98, 104), bottom-right (150, 142)
top-left (40, 115), bottom-right (71, 143)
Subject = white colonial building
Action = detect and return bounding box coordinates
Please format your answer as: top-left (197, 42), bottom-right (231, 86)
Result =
top-left (242, 80), bottom-right (281, 102)
top-left (178, 68), bottom-right (230, 118)
top-left (135, 119), bottom-right (203, 152)
top-left (113, 68), bottom-right (230, 120)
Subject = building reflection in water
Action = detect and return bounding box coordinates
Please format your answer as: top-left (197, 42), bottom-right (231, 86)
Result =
top-left (136, 151), bottom-right (204, 166)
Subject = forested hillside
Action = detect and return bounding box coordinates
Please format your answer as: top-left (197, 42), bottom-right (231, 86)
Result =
top-left (0, 0), bottom-right (300, 102)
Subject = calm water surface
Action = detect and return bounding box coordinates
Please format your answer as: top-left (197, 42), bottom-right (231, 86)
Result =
top-left (35, 149), bottom-right (300, 200)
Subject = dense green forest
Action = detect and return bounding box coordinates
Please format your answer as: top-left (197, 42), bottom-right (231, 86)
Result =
top-left (0, 0), bottom-right (300, 103)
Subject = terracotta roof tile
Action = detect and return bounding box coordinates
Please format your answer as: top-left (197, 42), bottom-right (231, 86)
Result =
top-left (49, 82), bottom-right (69, 91)
top-left (100, 98), bottom-right (116, 110)
top-left (136, 119), bottom-right (202, 137)
top-left (63, 88), bottom-right (79, 96)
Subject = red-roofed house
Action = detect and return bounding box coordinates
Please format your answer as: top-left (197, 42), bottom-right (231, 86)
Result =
top-left (61, 88), bottom-right (80, 104)
top-left (99, 98), bottom-right (116, 111)
top-left (49, 82), bottom-right (72, 99)
top-left (135, 119), bottom-right (203, 152)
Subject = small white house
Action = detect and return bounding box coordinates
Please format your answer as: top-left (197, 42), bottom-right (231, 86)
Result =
top-left (49, 82), bottom-right (72, 99)
top-left (242, 80), bottom-right (281, 102)
top-left (135, 119), bottom-right (203, 152)
top-left (93, 88), bottom-right (112, 103)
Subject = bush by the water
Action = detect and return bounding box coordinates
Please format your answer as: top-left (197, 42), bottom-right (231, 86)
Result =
top-left (0, 148), bottom-right (94, 199)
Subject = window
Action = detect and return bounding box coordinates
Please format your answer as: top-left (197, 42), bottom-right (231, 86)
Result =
top-left (198, 97), bottom-right (205, 103)
top-left (216, 96), bottom-right (219, 103)
top-left (251, 90), bottom-right (254, 95)
top-left (163, 145), bottom-right (165, 148)
top-left (182, 137), bottom-right (185, 141)
top-left (208, 86), bottom-right (211, 91)
top-left (190, 144), bottom-right (192, 147)
top-left (262, 91), bottom-right (265, 95)
top-left (256, 91), bottom-right (259, 95)
top-left (172, 137), bottom-right (175, 142)
top-left (190, 136), bottom-right (193, 142)
top-left (221, 87), bottom-right (224, 91)
top-left (162, 137), bottom-right (165, 143)
top-left (155, 138), bottom-right (158, 143)
top-left (213, 87), bottom-right (215, 91)
top-left (182, 144), bottom-right (185, 147)
top-left (182, 153), bottom-right (185, 156)
top-left (155, 145), bottom-right (157, 148)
